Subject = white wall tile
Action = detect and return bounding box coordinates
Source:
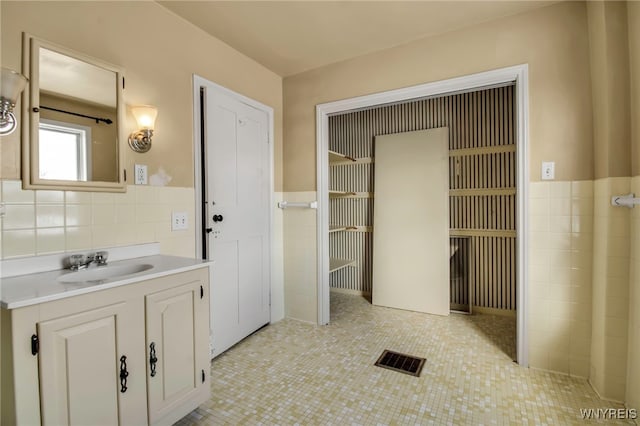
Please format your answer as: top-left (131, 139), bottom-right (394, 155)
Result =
top-left (65, 226), bottom-right (92, 251)
top-left (2, 205), bottom-right (35, 229)
top-left (1, 184), bottom-right (197, 263)
top-left (65, 204), bottom-right (92, 227)
top-left (92, 225), bottom-right (117, 248)
top-left (548, 181), bottom-right (571, 198)
top-left (36, 190), bottom-right (64, 204)
top-left (3, 229), bottom-right (36, 258)
top-left (36, 205), bottom-right (65, 228)
top-left (36, 227), bottom-right (65, 254)
top-left (92, 203), bottom-right (116, 226)
top-left (1, 180), bottom-right (34, 204)
top-left (115, 204), bottom-right (136, 225)
top-left (65, 191), bottom-right (92, 204)
top-left (91, 192), bottom-right (115, 205)
top-left (549, 215), bottom-right (571, 233)
top-left (529, 182), bottom-right (549, 199)
top-left (571, 180), bottom-right (594, 198)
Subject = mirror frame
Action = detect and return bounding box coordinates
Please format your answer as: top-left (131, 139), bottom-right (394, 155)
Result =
top-left (21, 33), bottom-right (126, 192)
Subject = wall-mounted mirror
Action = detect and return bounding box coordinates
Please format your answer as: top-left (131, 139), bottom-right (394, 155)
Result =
top-left (22, 33), bottom-right (126, 192)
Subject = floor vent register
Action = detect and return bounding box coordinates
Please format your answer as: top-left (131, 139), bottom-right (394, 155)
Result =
top-left (374, 349), bottom-right (426, 377)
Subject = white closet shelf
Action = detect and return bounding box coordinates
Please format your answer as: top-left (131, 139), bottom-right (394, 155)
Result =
top-left (329, 225), bottom-right (357, 233)
top-left (329, 258), bottom-right (356, 273)
top-left (329, 190), bottom-right (357, 197)
top-left (329, 150), bottom-right (356, 164)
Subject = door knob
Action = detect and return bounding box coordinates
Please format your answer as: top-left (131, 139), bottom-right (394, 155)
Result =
top-left (212, 214), bottom-right (224, 223)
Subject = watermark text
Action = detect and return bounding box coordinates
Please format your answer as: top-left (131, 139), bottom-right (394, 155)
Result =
top-left (580, 408), bottom-right (637, 420)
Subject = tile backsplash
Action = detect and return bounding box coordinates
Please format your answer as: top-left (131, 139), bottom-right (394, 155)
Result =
top-left (0, 180), bottom-right (196, 259)
top-left (528, 180), bottom-right (594, 378)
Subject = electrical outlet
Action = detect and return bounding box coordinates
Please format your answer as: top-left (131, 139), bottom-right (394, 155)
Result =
top-left (171, 212), bottom-right (188, 231)
top-left (135, 164), bottom-right (148, 185)
top-left (541, 161), bottom-right (555, 180)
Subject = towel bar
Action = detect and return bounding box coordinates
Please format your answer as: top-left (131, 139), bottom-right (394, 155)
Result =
top-left (278, 201), bottom-right (318, 209)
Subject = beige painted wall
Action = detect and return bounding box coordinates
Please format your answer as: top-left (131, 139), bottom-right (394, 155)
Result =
top-left (588, 1), bottom-right (631, 179)
top-left (630, 2), bottom-right (640, 177)
top-left (283, 1), bottom-right (594, 191)
top-left (626, 0), bottom-right (640, 411)
top-left (1, 1), bottom-right (283, 191)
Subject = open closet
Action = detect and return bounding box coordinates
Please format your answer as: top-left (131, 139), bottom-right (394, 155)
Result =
top-left (327, 84), bottom-right (517, 343)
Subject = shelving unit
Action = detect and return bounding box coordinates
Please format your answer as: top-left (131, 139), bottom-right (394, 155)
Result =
top-left (329, 190), bottom-right (357, 197)
top-left (329, 225), bottom-right (357, 233)
top-left (328, 149), bottom-right (358, 276)
top-left (329, 258), bottom-right (356, 273)
top-left (329, 150), bottom-right (356, 164)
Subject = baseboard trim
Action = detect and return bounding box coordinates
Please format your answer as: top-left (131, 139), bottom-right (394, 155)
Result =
top-left (472, 305), bottom-right (516, 317)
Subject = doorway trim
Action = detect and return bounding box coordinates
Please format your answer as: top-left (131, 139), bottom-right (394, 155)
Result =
top-left (315, 64), bottom-right (529, 366)
top-left (192, 74), bottom-right (277, 319)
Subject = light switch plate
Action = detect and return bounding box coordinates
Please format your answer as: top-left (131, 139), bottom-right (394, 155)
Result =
top-left (171, 212), bottom-right (188, 231)
top-left (134, 164), bottom-right (148, 185)
top-left (541, 161), bottom-right (555, 180)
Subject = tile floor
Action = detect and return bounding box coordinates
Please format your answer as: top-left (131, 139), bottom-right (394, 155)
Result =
top-left (175, 292), bottom-right (633, 425)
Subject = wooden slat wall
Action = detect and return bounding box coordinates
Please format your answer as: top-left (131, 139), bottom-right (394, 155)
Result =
top-left (328, 85), bottom-right (516, 311)
top-left (450, 237), bottom-right (471, 310)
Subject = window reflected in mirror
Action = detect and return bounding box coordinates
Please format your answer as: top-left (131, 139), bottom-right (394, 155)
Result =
top-left (39, 119), bottom-right (90, 181)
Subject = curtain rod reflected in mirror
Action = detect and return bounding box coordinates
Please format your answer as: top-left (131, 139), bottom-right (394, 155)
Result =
top-left (39, 105), bottom-right (113, 125)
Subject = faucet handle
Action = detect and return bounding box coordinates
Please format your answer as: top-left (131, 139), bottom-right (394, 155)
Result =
top-left (95, 251), bottom-right (109, 266)
top-left (68, 254), bottom-right (86, 271)
top-left (69, 254), bottom-right (85, 266)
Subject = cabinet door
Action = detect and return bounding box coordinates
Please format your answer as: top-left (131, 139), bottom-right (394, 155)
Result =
top-left (37, 301), bottom-right (142, 425)
top-left (146, 279), bottom-right (209, 424)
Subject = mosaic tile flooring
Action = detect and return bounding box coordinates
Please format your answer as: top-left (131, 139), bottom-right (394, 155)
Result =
top-left (175, 292), bottom-right (633, 425)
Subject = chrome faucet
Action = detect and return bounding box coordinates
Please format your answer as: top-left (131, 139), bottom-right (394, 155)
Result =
top-left (68, 251), bottom-right (109, 271)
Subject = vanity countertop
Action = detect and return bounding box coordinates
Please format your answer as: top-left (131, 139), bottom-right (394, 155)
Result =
top-left (0, 255), bottom-right (212, 309)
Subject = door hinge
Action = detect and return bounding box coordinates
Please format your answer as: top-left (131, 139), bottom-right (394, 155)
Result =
top-left (122, 77), bottom-right (125, 90)
top-left (31, 334), bottom-right (39, 356)
top-left (124, 169), bottom-right (127, 182)
top-left (200, 285), bottom-right (204, 299)
top-left (201, 369), bottom-right (206, 383)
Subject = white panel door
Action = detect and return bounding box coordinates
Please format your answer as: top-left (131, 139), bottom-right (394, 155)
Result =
top-left (205, 89), bottom-right (270, 358)
top-left (372, 128), bottom-right (450, 316)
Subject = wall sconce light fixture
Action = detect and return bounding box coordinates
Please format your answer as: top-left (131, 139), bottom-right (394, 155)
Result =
top-left (128, 105), bottom-right (158, 153)
top-left (0, 67), bottom-right (29, 136)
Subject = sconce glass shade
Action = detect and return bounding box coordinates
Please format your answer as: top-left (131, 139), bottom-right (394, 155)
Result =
top-left (0, 67), bottom-right (29, 136)
top-left (131, 105), bottom-right (157, 130)
top-left (129, 105), bottom-right (158, 153)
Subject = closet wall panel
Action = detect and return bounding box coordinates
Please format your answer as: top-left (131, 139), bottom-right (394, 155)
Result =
top-left (329, 85), bottom-right (516, 311)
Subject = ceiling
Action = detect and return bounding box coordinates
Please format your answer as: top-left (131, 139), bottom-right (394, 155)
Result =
top-left (159, 1), bottom-right (557, 77)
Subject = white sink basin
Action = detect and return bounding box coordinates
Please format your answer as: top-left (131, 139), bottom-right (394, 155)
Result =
top-left (57, 264), bottom-right (154, 284)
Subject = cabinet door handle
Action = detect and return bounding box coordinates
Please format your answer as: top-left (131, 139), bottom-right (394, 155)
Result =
top-left (119, 355), bottom-right (129, 393)
top-left (31, 334), bottom-right (39, 356)
top-left (149, 342), bottom-right (158, 377)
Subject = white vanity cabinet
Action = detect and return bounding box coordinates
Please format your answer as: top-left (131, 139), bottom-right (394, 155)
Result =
top-left (1, 266), bottom-right (210, 426)
top-left (145, 276), bottom-right (210, 424)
